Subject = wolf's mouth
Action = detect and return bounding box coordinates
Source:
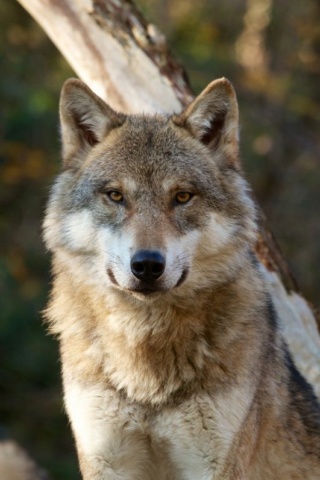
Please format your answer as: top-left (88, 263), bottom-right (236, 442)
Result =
top-left (130, 286), bottom-right (160, 296)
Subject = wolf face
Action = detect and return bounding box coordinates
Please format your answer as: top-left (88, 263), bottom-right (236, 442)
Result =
top-left (43, 78), bottom-right (257, 300)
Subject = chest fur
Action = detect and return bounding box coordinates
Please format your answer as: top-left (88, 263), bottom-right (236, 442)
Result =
top-left (59, 291), bottom-right (217, 404)
top-left (64, 381), bottom-right (253, 480)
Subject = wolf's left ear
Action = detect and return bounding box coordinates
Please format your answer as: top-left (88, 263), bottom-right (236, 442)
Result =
top-left (60, 79), bottom-right (125, 168)
top-left (173, 78), bottom-right (239, 161)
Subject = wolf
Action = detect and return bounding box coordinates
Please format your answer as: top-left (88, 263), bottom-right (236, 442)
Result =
top-left (43, 77), bottom-right (320, 480)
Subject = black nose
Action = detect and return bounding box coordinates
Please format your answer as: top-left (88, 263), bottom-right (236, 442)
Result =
top-left (130, 250), bottom-right (165, 282)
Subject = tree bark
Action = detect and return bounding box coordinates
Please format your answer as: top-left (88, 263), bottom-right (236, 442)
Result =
top-left (17, 0), bottom-right (320, 397)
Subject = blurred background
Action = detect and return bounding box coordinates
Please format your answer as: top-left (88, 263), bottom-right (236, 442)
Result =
top-left (0, 0), bottom-right (319, 478)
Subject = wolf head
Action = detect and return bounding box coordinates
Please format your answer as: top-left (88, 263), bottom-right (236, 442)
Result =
top-left (44, 78), bottom-right (257, 300)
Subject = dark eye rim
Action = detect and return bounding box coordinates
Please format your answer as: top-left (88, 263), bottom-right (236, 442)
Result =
top-left (174, 191), bottom-right (194, 205)
top-left (105, 189), bottom-right (125, 204)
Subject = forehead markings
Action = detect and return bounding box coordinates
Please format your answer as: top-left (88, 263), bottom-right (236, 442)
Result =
top-left (122, 177), bottom-right (138, 193)
top-left (162, 178), bottom-right (178, 191)
top-left (161, 178), bottom-right (199, 192)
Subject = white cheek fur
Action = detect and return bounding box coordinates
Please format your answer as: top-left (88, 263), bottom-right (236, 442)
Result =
top-left (63, 210), bottom-right (98, 251)
top-left (165, 230), bottom-right (200, 275)
top-left (202, 211), bottom-right (236, 253)
top-left (98, 228), bottom-right (133, 282)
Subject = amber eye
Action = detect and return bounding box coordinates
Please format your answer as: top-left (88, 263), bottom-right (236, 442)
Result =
top-left (107, 190), bottom-right (124, 203)
top-left (175, 192), bottom-right (193, 204)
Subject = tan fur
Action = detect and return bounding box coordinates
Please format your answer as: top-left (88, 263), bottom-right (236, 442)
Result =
top-left (44, 78), bottom-right (320, 479)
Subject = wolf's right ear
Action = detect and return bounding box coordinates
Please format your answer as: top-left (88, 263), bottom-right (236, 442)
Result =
top-left (59, 79), bottom-right (125, 168)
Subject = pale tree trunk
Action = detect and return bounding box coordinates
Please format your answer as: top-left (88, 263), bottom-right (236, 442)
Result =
top-left (18, 0), bottom-right (192, 114)
top-left (10, 3), bottom-right (320, 478)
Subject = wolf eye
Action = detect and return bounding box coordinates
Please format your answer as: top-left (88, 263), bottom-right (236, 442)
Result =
top-left (107, 190), bottom-right (124, 203)
top-left (175, 192), bottom-right (193, 204)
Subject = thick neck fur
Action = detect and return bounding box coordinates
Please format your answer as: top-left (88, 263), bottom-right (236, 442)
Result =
top-left (47, 252), bottom-right (270, 406)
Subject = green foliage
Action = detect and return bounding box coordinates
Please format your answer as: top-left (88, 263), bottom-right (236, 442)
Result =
top-left (0, 0), bottom-right (319, 478)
